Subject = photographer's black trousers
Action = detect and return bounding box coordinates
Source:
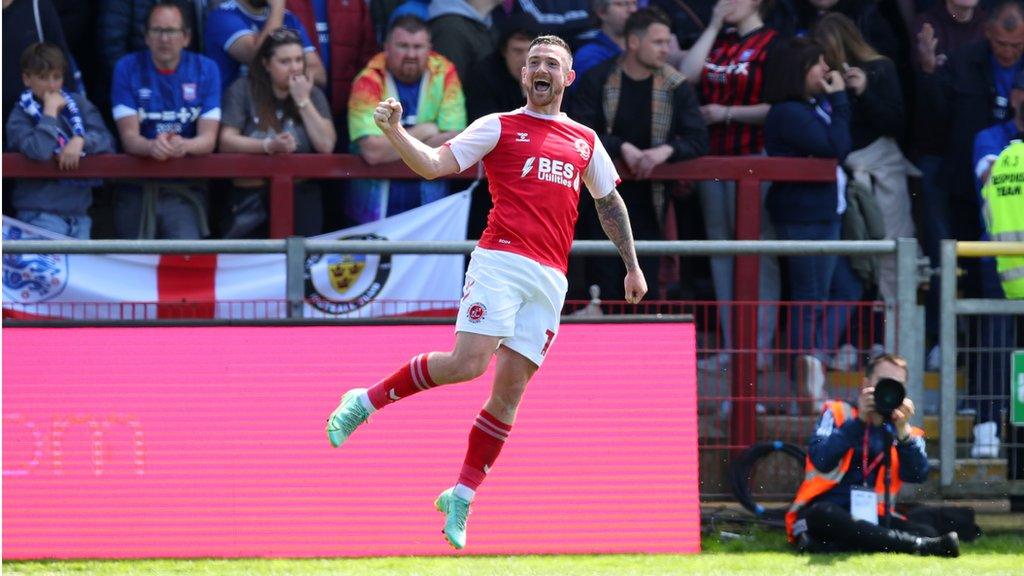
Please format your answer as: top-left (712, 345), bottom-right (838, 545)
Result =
top-left (798, 501), bottom-right (939, 553)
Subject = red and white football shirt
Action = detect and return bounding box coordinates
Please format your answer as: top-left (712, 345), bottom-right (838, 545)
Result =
top-left (445, 108), bottom-right (620, 274)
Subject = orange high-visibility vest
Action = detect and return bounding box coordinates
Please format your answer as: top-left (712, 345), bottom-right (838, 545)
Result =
top-left (784, 401), bottom-right (924, 542)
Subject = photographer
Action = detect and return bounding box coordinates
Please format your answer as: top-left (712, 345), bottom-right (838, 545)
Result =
top-left (785, 354), bottom-right (960, 557)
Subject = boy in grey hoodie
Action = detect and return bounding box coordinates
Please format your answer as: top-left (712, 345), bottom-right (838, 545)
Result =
top-left (6, 42), bottom-right (114, 238)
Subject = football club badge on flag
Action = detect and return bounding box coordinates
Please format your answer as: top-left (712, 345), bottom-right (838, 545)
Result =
top-left (182, 83), bottom-right (197, 101)
top-left (3, 190), bottom-right (472, 320)
top-left (2, 222), bottom-right (68, 304)
top-left (304, 234), bottom-right (393, 315)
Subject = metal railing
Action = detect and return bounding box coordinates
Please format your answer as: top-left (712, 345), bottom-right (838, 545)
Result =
top-left (5, 151), bottom-right (866, 487)
top-left (2, 153), bottom-right (837, 237)
top-left (939, 240), bottom-right (1024, 491)
top-left (5, 238), bottom-right (910, 458)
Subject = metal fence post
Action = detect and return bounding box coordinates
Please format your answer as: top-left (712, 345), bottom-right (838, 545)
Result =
top-left (286, 236), bottom-right (306, 319)
top-left (897, 238), bottom-right (923, 429)
top-left (884, 303), bottom-right (896, 354)
top-left (269, 175), bottom-right (295, 238)
top-left (939, 239), bottom-right (957, 488)
top-left (730, 177), bottom-right (762, 454)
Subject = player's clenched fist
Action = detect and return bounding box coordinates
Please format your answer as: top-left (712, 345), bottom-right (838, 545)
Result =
top-left (373, 97), bottom-right (403, 132)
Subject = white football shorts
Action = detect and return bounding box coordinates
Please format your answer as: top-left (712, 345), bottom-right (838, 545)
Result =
top-left (455, 247), bottom-right (568, 366)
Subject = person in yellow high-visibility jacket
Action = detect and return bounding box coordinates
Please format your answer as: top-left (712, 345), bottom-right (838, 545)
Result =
top-left (970, 122), bottom-right (1024, 462)
top-left (979, 139), bottom-right (1024, 298)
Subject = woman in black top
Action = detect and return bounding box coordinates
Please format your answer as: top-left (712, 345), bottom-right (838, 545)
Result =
top-left (814, 13), bottom-right (917, 316)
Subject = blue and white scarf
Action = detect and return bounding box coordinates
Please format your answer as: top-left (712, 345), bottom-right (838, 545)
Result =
top-left (18, 88), bottom-right (86, 154)
top-left (18, 88), bottom-right (99, 188)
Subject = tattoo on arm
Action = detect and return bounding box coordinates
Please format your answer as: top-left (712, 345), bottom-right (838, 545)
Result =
top-left (594, 190), bottom-right (640, 271)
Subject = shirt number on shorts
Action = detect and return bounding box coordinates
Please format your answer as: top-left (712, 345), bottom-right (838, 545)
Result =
top-left (540, 329), bottom-right (556, 356)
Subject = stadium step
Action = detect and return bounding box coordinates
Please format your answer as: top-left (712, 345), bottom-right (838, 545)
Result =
top-left (825, 369), bottom-right (966, 392)
top-left (921, 414), bottom-right (976, 441)
top-left (698, 414), bottom-right (976, 445)
top-left (911, 458), bottom-right (1021, 499)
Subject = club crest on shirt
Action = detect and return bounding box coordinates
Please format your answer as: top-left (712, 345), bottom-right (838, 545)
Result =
top-left (738, 49), bottom-right (755, 62)
top-left (182, 83), bottom-right (197, 101)
top-left (1, 225), bottom-right (68, 304)
top-left (304, 234), bottom-right (392, 314)
top-left (466, 302), bottom-right (487, 323)
top-left (574, 138), bottom-right (591, 161)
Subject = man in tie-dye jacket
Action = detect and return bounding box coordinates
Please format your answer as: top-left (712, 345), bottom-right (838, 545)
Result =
top-left (346, 14), bottom-right (466, 224)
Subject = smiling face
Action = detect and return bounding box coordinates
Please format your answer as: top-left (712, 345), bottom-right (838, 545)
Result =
top-left (521, 42), bottom-right (575, 113)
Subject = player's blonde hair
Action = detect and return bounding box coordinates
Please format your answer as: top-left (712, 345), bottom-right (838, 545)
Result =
top-left (529, 35), bottom-right (573, 70)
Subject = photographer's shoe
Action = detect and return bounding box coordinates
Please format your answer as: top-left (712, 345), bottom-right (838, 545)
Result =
top-left (795, 532), bottom-right (815, 554)
top-left (326, 388), bottom-right (370, 448)
top-left (920, 532), bottom-right (960, 558)
top-left (435, 487), bottom-right (471, 550)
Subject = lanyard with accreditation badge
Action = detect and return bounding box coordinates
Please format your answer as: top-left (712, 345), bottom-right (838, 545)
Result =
top-left (850, 425), bottom-right (889, 525)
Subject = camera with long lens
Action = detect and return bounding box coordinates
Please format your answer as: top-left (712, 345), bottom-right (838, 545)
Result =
top-left (873, 377), bottom-right (906, 419)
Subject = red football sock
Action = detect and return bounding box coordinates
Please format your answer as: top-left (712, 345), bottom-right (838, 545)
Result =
top-left (458, 409), bottom-right (512, 490)
top-left (365, 353), bottom-right (436, 410)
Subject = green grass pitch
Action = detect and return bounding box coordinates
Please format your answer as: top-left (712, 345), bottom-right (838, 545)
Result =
top-left (5, 531), bottom-right (1022, 575)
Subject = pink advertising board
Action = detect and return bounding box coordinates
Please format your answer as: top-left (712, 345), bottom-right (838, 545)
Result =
top-left (3, 323), bottom-right (699, 558)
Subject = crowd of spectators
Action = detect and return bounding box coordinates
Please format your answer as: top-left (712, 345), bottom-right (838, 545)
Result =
top-left (2, 1), bottom-right (1018, 374)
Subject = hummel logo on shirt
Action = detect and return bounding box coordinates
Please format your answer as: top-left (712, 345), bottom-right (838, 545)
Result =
top-left (516, 132), bottom-right (530, 142)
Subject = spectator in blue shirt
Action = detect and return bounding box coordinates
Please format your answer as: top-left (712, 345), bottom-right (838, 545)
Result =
top-left (97, 1), bottom-right (211, 118)
top-left (204, 0), bottom-right (325, 89)
top-left (573, 0), bottom-right (638, 81)
top-left (974, 71), bottom-right (1024, 186)
top-left (111, 0), bottom-right (221, 239)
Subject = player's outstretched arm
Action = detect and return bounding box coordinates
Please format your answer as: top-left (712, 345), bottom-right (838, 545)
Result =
top-left (594, 190), bottom-right (648, 304)
top-left (373, 98), bottom-right (460, 180)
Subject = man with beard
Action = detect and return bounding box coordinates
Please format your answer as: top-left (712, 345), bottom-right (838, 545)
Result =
top-left (204, 0), bottom-right (325, 89)
top-left (345, 15), bottom-right (466, 223)
top-left (573, 7), bottom-right (708, 301)
top-left (325, 35), bottom-right (647, 549)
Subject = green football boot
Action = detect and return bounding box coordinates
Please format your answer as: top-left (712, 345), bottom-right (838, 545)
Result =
top-left (434, 487), bottom-right (471, 550)
top-left (325, 388), bottom-right (370, 448)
